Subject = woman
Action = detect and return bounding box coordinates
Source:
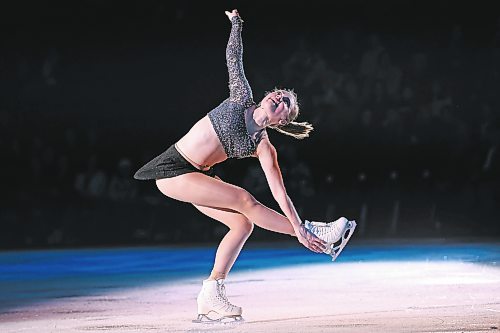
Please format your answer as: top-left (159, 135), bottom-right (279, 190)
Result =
top-left (134, 9), bottom-right (356, 323)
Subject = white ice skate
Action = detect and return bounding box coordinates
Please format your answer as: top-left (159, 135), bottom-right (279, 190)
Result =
top-left (192, 279), bottom-right (244, 325)
top-left (304, 217), bottom-right (357, 261)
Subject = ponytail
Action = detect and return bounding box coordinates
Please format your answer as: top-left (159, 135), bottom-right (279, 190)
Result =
top-left (267, 87), bottom-right (313, 139)
top-left (270, 121), bottom-right (314, 139)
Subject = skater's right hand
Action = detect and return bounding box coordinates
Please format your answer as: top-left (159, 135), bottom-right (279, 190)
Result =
top-left (294, 224), bottom-right (327, 253)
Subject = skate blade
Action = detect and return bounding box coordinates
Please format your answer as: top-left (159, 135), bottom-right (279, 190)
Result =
top-left (327, 220), bottom-right (356, 262)
top-left (192, 314), bottom-right (244, 325)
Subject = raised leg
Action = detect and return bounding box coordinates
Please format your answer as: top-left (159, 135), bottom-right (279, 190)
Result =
top-left (155, 173), bottom-right (296, 236)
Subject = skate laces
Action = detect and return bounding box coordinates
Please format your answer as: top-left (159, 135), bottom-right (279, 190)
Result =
top-left (216, 280), bottom-right (237, 309)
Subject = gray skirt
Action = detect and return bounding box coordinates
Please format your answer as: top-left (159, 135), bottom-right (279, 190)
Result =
top-left (133, 144), bottom-right (215, 181)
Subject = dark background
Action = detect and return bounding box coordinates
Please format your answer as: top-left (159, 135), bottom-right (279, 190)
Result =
top-left (1, 0), bottom-right (499, 249)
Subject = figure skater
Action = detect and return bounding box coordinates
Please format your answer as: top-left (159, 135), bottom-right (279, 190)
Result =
top-left (134, 9), bottom-right (356, 323)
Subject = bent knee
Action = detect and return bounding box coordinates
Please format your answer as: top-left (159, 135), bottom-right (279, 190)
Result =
top-left (241, 219), bottom-right (254, 235)
top-left (236, 189), bottom-right (258, 211)
top-left (233, 218), bottom-right (254, 236)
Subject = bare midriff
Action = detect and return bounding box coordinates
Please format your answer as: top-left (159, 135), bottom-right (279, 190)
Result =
top-left (175, 115), bottom-right (228, 171)
top-left (174, 143), bottom-right (212, 171)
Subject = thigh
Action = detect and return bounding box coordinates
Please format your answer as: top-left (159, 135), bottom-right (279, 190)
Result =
top-left (155, 172), bottom-right (256, 212)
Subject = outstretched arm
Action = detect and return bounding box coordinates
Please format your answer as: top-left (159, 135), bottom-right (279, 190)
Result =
top-left (224, 9), bottom-right (253, 106)
top-left (255, 139), bottom-right (326, 253)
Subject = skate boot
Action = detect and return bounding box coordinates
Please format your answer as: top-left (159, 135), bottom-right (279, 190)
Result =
top-left (304, 217), bottom-right (357, 261)
top-left (192, 279), bottom-right (243, 324)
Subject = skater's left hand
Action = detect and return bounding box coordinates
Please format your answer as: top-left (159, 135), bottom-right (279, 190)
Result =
top-left (294, 224), bottom-right (327, 253)
top-left (225, 9), bottom-right (240, 21)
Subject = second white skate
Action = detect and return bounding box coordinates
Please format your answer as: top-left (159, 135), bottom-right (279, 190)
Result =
top-left (304, 217), bottom-right (357, 261)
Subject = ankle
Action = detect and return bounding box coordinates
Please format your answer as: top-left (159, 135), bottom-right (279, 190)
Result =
top-left (208, 270), bottom-right (227, 281)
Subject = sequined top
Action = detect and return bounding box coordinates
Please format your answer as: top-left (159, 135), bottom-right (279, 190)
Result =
top-left (207, 16), bottom-right (265, 159)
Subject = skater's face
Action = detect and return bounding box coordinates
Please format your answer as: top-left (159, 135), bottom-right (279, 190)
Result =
top-left (260, 90), bottom-right (295, 127)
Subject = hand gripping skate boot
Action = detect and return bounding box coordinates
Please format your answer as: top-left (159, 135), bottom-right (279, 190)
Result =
top-left (192, 279), bottom-right (244, 324)
top-left (304, 217), bottom-right (356, 261)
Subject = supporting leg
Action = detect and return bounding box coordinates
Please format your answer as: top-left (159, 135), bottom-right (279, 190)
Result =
top-left (193, 204), bottom-right (253, 278)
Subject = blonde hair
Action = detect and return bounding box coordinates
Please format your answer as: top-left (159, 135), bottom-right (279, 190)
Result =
top-left (267, 88), bottom-right (314, 139)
